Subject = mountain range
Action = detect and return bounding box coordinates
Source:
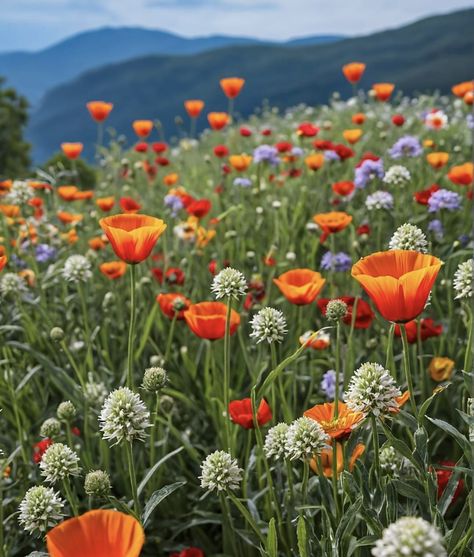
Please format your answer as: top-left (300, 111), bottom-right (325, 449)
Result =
top-left (1, 9), bottom-right (473, 163)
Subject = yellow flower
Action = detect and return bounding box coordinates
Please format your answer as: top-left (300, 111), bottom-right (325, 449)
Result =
top-left (428, 357), bottom-right (455, 382)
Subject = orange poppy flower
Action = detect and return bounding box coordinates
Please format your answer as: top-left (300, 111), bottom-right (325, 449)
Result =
top-left (372, 83), bottom-right (395, 102)
top-left (310, 442), bottom-right (365, 478)
top-left (0, 204), bottom-right (20, 218)
top-left (304, 401), bottom-right (364, 439)
top-left (0, 180), bottom-right (12, 194)
top-left (196, 227), bottom-right (216, 248)
top-left (157, 292), bottom-right (191, 320)
top-left (74, 190), bottom-right (94, 201)
top-left (342, 62), bottom-right (366, 84)
top-left (343, 129), bottom-right (363, 144)
top-left (46, 509), bottom-right (144, 557)
top-left (57, 186), bottom-right (79, 201)
top-left (96, 196), bottom-right (115, 212)
top-left (220, 77), bottom-right (245, 98)
top-left (207, 112), bottom-right (229, 131)
top-left (184, 100), bottom-right (205, 118)
top-left (163, 173), bottom-right (179, 187)
top-left (100, 260), bottom-right (127, 280)
top-left (451, 81), bottom-right (473, 98)
top-left (332, 181), bottom-right (355, 197)
top-left (132, 120), bottom-right (154, 138)
top-left (352, 112), bottom-right (366, 125)
top-left (428, 357), bottom-right (455, 382)
top-left (447, 162), bottom-right (473, 186)
top-left (57, 211), bottom-right (83, 225)
top-left (273, 268), bottom-right (325, 305)
top-left (120, 197), bottom-right (141, 214)
top-left (313, 211), bottom-right (352, 242)
top-left (463, 90), bottom-right (473, 105)
top-left (86, 101), bottom-right (113, 122)
top-left (304, 153), bottom-right (325, 171)
top-left (100, 213), bottom-right (167, 264)
top-left (0, 255), bottom-right (7, 272)
top-left (426, 152), bottom-right (449, 169)
top-left (184, 301), bottom-right (240, 340)
top-left (89, 237), bottom-right (106, 251)
top-left (229, 154), bottom-right (252, 172)
top-left (61, 142), bottom-right (83, 160)
top-left (351, 250), bottom-right (443, 323)
top-left (64, 228), bottom-right (79, 243)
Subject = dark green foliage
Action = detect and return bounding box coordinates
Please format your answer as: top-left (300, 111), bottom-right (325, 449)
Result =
top-left (0, 77), bottom-right (30, 177)
top-left (41, 153), bottom-right (97, 188)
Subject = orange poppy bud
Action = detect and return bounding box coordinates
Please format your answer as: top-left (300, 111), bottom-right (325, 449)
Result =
top-left (343, 128), bottom-right (363, 144)
top-left (273, 268), bottom-right (326, 305)
top-left (184, 301), bottom-right (240, 340)
top-left (88, 237), bottom-right (106, 251)
top-left (220, 77), bottom-right (245, 99)
top-left (207, 112), bottom-right (229, 131)
top-left (372, 83), bottom-right (395, 102)
top-left (229, 154), bottom-right (252, 172)
top-left (96, 196), bottom-right (115, 212)
top-left (428, 357), bottom-right (455, 382)
top-left (342, 62), bottom-right (366, 84)
top-left (86, 100), bottom-right (113, 122)
top-left (426, 152), bottom-right (449, 169)
top-left (351, 112), bottom-right (366, 125)
top-left (99, 260), bottom-right (127, 280)
top-left (61, 142), bottom-right (83, 160)
top-left (57, 211), bottom-right (83, 225)
top-left (46, 509), bottom-right (144, 557)
top-left (304, 153), bottom-right (325, 171)
top-left (57, 186), bottom-right (79, 201)
top-left (163, 173), bottom-right (179, 187)
top-left (184, 99), bottom-right (205, 118)
top-left (100, 213), bottom-right (167, 264)
top-left (132, 120), bottom-right (154, 138)
top-left (351, 250), bottom-right (442, 323)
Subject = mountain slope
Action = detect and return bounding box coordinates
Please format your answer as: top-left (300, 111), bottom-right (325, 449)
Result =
top-left (0, 27), bottom-right (342, 103)
top-left (28, 9), bottom-right (474, 161)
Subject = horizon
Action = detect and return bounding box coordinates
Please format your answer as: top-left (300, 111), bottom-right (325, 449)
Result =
top-left (0, 0), bottom-right (473, 53)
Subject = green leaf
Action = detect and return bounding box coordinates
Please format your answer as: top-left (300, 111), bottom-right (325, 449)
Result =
top-left (426, 417), bottom-right (471, 456)
top-left (437, 460), bottom-right (463, 516)
top-left (266, 517), bottom-right (278, 557)
top-left (297, 515), bottom-right (308, 557)
top-left (447, 498), bottom-right (470, 553)
top-left (392, 480), bottom-right (425, 502)
top-left (142, 481), bottom-right (186, 526)
top-left (137, 446), bottom-right (184, 496)
top-left (379, 421), bottom-right (423, 470)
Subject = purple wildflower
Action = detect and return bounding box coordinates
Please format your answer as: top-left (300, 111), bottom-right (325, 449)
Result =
top-left (320, 370), bottom-right (342, 399)
top-left (321, 251), bottom-right (352, 272)
top-left (233, 177), bottom-right (252, 188)
top-left (365, 191), bottom-right (394, 211)
top-left (164, 194), bottom-right (184, 216)
top-left (35, 244), bottom-right (57, 263)
top-left (428, 219), bottom-right (444, 240)
top-left (354, 158), bottom-right (384, 189)
top-left (324, 150), bottom-right (340, 162)
top-left (291, 147), bottom-right (304, 157)
top-left (427, 189), bottom-right (462, 212)
top-left (388, 135), bottom-right (423, 159)
top-left (253, 145), bottom-right (280, 166)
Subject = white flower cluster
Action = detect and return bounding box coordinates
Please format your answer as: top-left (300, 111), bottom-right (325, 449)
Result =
top-left (365, 191), bottom-right (394, 211)
top-left (383, 165), bottom-right (411, 186)
top-left (372, 517), bottom-right (446, 557)
top-left (345, 362), bottom-right (401, 416)
top-left (389, 223), bottom-right (428, 253)
top-left (62, 255), bottom-right (92, 283)
top-left (99, 387), bottom-right (150, 445)
top-left (18, 486), bottom-right (65, 536)
top-left (453, 260), bottom-right (473, 299)
top-left (379, 446), bottom-right (413, 478)
top-left (250, 307), bottom-right (287, 344)
top-left (6, 180), bottom-right (34, 205)
top-left (264, 423), bottom-right (289, 459)
top-left (39, 443), bottom-right (81, 484)
top-left (84, 374), bottom-right (109, 411)
top-left (211, 267), bottom-right (247, 300)
top-left (0, 272), bottom-right (26, 297)
top-left (200, 450), bottom-right (243, 492)
top-left (285, 417), bottom-right (328, 460)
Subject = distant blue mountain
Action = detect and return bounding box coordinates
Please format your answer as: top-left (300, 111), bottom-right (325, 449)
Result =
top-left (0, 27), bottom-right (343, 103)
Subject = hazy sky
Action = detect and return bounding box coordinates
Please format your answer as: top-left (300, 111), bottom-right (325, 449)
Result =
top-left (1, 0), bottom-right (473, 52)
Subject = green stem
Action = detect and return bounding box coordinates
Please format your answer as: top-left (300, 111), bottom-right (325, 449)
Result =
top-left (150, 395), bottom-right (160, 467)
top-left (400, 324), bottom-right (418, 418)
top-left (125, 442), bottom-right (140, 516)
top-left (164, 313), bottom-right (178, 362)
top-left (223, 296), bottom-right (232, 453)
top-left (371, 415), bottom-right (380, 474)
top-left (385, 323), bottom-right (396, 378)
top-left (228, 491), bottom-right (266, 545)
top-left (63, 478), bottom-right (79, 516)
top-left (463, 303), bottom-right (473, 374)
top-left (301, 459), bottom-right (310, 507)
top-left (127, 265), bottom-right (137, 389)
top-left (334, 322), bottom-right (341, 418)
top-left (331, 443), bottom-right (340, 519)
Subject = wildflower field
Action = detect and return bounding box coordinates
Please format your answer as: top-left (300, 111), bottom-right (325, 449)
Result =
top-left (0, 69), bottom-right (473, 557)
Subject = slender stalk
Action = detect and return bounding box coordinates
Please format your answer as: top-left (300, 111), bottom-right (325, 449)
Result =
top-left (371, 415), bottom-right (380, 474)
top-left (223, 296), bottom-right (232, 452)
top-left (0, 484), bottom-right (4, 557)
top-left (125, 442), bottom-right (140, 516)
top-left (219, 492), bottom-right (240, 556)
top-left (400, 324), bottom-right (418, 417)
top-left (63, 478), bottom-right (79, 516)
top-left (301, 459), bottom-right (310, 507)
top-left (385, 323), bottom-right (396, 378)
top-left (127, 265), bottom-right (137, 389)
top-left (463, 303), bottom-right (473, 374)
top-left (164, 312), bottom-right (178, 362)
top-left (149, 395), bottom-right (160, 467)
top-left (334, 321), bottom-right (341, 418)
top-left (228, 491), bottom-right (266, 545)
top-left (331, 443), bottom-right (340, 519)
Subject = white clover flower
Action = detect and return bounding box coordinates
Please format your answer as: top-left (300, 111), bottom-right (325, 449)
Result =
top-left (382, 165), bottom-right (411, 186)
top-left (0, 272), bottom-right (26, 297)
top-left (365, 191), bottom-right (394, 211)
top-left (6, 180), bottom-right (34, 205)
top-left (389, 223), bottom-right (428, 253)
top-left (372, 517), bottom-right (446, 557)
top-left (99, 387), bottom-right (150, 445)
top-left (379, 446), bottom-right (413, 477)
top-left (84, 470), bottom-right (111, 497)
top-left (62, 255), bottom-right (92, 283)
top-left (344, 362), bottom-right (401, 417)
top-left (200, 450), bottom-right (243, 492)
top-left (84, 374), bottom-right (108, 411)
top-left (285, 417), bottom-right (328, 460)
top-left (453, 260), bottom-right (473, 299)
top-left (39, 442), bottom-right (81, 484)
top-left (40, 418), bottom-right (61, 438)
top-left (250, 307), bottom-right (287, 344)
top-left (264, 423), bottom-right (289, 460)
top-left (19, 486), bottom-right (65, 536)
top-left (211, 267), bottom-right (247, 300)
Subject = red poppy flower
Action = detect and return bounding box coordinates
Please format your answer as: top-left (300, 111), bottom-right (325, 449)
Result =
top-left (214, 145), bottom-right (229, 158)
top-left (33, 438), bottom-right (53, 464)
top-left (356, 224), bottom-right (371, 236)
top-left (170, 548), bottom-right (204, 557)
top-left (275, 141), bottom-right (292, 153)
top-left (297, 122), bottom-right (319, 137)
top-left (239, 127), bottom-right (252, 137)
top-left (318, 296), bottom-right (374, 329)
top-left (313, 140), bottom-right (334, 150)
top-left (333, 144), bottom-right (355, 160)
top-left (261, 128), bottom-right (272, 136)
top-left (157, 293), bottom-right (191, 320)
top-left (342, 62), bottom-right (366, 84)
top-left (228, 398), bottom-right (272, 429)
top-left (119, 197), bottom-right (141, 213)
top-left (356, 152), bottom-right (380, 167)
top-left (332, 181), bottom-right (355, 196)
top-left (134, 142), bottom-right (148, 153)
top-left (156, 156), bottom-right (170, 166)
top-left (414, 184), bottom-right (440, 205)
top-left (186, 199), bottom-right (212, 219)
top-left (152, 142), bottom-right (168, 154)
top-left (392, 114), bottom-right (405, 126)
top-left (394, 318), bottom-right (443, 343)
top-left (434, 461), bottom-right (463, 503)
top-left (165, 267), bottom-right (185, 285)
